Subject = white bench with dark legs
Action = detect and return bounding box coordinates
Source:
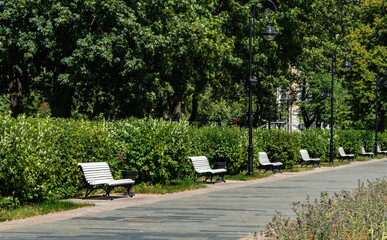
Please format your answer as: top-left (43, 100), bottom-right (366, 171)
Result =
top-left (300, 149), bottom-right (320, 167)
top-left (360, 146), bottom-right (373, 157)
top-left (377, 145), bottom-right (387, 155)
top-left (189, 156), bottom-right (226, 184)
top-left (338, 147), bottom-right (355, 162)
top-left (258, 152), bottom-right (283, 174)
top-left (78, 162), bottom-right (135, 200)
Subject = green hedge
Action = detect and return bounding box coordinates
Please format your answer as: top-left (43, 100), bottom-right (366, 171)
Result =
top-left (0, 115), bottom-right (118, 207)
top-left (0, 115), bottom-right (385, 207)
top-left (111, 119), bottom-right (192, 184)
top-left (300, 129), bottom-right (330, 161)
top-left (256, 129), bottom-right (301, 168)
top-left (187, 126), bottom-right (248, 174)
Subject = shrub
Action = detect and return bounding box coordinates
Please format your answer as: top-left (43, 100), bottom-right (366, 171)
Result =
top-left (0, 115), bottom-right (118, 204)
top-left (0, 196), bottom-right (20, 210)
top-left (256, 129), bottom-right (301, 168)
top-left (359, 130), bottom-right (374, 151)
top-left (336, 130), bottom-right (363, 156)
top-left (301, 129), bottom-right (330, 162)
top-left (110, 119), bottom-right (192, 184)
top-left (187, 126), bottom-right (248, 174)
top-left (262, 179), bottom-right (387, 239)
top-left (378, 131), bottom-right (387, 149)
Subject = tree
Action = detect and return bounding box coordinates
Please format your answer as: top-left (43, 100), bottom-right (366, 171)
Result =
top-left (344, 0), bottom-right (387, 130)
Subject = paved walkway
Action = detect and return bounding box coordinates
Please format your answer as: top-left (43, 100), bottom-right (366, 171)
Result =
top-left (0, 159), bottom-right (386, 239)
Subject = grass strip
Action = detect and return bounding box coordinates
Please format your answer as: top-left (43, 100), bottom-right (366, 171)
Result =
top-left (131, 179), bottom-right (206, 194)
top-left (0, 200), bottom-right (93, 222)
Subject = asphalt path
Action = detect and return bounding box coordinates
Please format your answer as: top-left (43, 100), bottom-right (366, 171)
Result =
top-left (0, 158), bottom-right (386, 240)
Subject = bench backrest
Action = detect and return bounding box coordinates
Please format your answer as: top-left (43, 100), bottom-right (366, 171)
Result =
top-left (338, 147), bottom-right (346, 156)
top-left (189, 156), bottom-right (212, 172)
top-left (361, 146), bottom-right (366, 154)
top-left (258, 152), bottom-right (271, 165)
top-left (300, 149), bottom-right (310, 160)
top-left (78, 162), bottom-right (114, 184)
top-left (377, 145), bottom-right (382, 152)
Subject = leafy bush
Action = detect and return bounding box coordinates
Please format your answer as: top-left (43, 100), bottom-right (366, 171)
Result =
top-left (111, 119), bottom-right (192, 184)
top-left (187, 126), bottom-right (248, 174)
top-left (0, 115), bottom-right (118, 204)
top-left (359, 130), bottom-right (374, 152)
top-left (262, 179), bottom-right (387, 239)
top-left (378, 131), bottom-right (387, 150)
top-left (336, 130), bottom-right (363, 155)
top-left (301, 129), bottom-right (330, 162)
top-left (0, 196), bottom-right (20, 210)
top-left (256, 129), bottom-right (301, 168)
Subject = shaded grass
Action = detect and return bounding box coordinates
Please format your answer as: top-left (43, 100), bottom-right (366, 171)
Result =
top-left (130, 179), bottom-right (206, 194)
top-left (225, 171), bottom-right (273, 181)
top-left (0, 200), bottom-right (93, 222)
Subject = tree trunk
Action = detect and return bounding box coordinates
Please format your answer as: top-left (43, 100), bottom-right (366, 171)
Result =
top-left (190, 96), bottom-right (198, 121)
top-left (9, 70), bottom-right (23, 118)
top-left (379, 109), bottom-right (385, 133)
top-left (50, 83), bottom-right (73, 118)
top-left (315, 113), bottom-right (321, 128)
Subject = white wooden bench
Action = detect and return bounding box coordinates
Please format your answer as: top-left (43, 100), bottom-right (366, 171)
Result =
top-left (338, 147), bottom-right (355, 162)
top-left (78, 162), bottom-right (135, 200)
top-left (189, 156), bottom-right (226, 183)
top-left (300, 149), bottom-right (320, 167)
top-left (377, 145), bottom-right (387, 155)
top-left (360, 146), bottom-right (373, 157)
top-left (258, 152), bottom-right (283, 173)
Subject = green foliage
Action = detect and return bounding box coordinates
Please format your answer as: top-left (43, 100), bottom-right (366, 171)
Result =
top-left (378, 131), bottom-right (387, 149)
top-left (301, 129), bottom-right (330, 162)
top-left (255, 129), bottom-right (301, 168)
top-left (188, 126), bottom-right (248, 174)
top-left (359, 130), bottom-right (374, 151)
top-left (111, 119), bottom-right (192, 184)
top-left (0, 196), bottom-right (20, 210)
top-left (0, 116), bottom-right (382, 206)
top-left (0, 115), bottom-right (117, 205)
top-left (344, 0), bottom-right (387, 129)
top-left (336, 130), bottom-right (364, 156)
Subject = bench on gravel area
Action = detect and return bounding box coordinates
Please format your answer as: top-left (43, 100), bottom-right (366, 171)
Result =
top-left (189, 156), bottom-right (226, 184)
top-left (78, 162), bottom-right (135, 200)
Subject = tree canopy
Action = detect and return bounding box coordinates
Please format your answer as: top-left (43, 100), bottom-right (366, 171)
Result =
top-left (0, 0), bottom-right (386, 131)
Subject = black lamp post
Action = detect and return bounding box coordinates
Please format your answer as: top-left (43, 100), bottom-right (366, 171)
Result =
top-left (268, 97), bottom-right (272, 129)
top-left (330, 42), bottom-right (352, 164)
top-left (374, 67), bottom-right (387, 156)
top-left (248, 0), bottom-right (277, 174)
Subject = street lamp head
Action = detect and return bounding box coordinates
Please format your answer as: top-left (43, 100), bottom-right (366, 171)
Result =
top-left (341, 57), bottom-right (352, 72)
top-left (262, 20), bottom-right (277, 41)
top-left (384, 80), bottom-right (387, 88)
